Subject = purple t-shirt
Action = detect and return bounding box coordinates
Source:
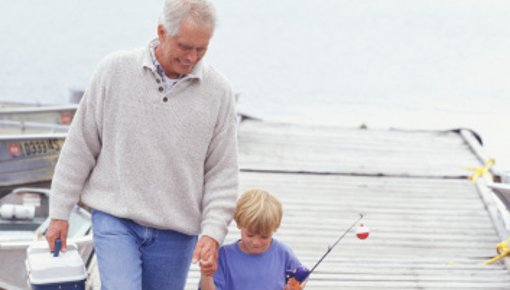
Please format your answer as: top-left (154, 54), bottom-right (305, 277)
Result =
top-left (212, 239), bottom-right (301, 290)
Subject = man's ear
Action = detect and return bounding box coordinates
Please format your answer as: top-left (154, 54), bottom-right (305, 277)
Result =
top-left (157, 24), bottom-right (165, 39)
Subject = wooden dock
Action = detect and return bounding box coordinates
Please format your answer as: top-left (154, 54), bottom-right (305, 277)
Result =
top-left (88, 119), bottom-right (510, 289)
top-left (185, 120), bottom-right (510, 289)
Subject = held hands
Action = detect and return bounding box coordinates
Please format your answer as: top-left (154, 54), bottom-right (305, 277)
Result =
top-left (45, 219), bottom-right (69, 252)
top-left (193, 235), bottom-right (219, 277)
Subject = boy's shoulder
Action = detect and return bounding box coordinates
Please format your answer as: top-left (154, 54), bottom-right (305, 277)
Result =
top-left (271, 238), bottom-right (295, 253)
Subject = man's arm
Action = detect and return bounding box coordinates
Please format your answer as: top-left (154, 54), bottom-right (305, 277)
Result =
top-left (200, 88), bottom-right (239, 244)
top-left (46, 58), bottom-right (107, 250)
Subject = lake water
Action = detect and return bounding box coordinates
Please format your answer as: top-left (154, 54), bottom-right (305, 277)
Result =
top-left (1, 0), bottom-right (509, 171)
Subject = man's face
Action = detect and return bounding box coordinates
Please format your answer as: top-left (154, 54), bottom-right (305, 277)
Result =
top-left (156, 21), bottom-right (212, 78)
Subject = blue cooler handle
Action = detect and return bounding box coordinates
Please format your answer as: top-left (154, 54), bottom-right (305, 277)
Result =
top-left (52, 238), bottom-right (62, 257)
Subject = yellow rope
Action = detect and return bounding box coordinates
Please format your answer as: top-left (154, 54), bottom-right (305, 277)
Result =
top-left (484, 238), bottom-right (510, 265)
top-left (467, 159), bottom-right (495, 182)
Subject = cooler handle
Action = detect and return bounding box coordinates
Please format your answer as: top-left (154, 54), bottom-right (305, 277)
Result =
top-left (52, 239), bottom-right (62, 257)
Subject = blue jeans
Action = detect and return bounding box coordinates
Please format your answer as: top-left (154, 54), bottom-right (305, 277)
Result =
top-left (92, 210), bottom-right (197, 290)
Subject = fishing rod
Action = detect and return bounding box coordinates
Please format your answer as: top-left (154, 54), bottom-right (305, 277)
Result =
top-left (286, 213), bottom-right (368, 288)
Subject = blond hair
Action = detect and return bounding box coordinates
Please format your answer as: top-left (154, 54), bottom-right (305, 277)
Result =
top-left (234, 189), bottom-right (282, 236)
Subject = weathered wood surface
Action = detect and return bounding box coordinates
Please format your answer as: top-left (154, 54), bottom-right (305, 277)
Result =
top-left (184, 172), bottom-right (510, 289)
top-left (183, 120), bottom-right (509, 289)
top-left (237, 121), bottom-right (482, 178)
top-left (87, 120), bottom-right (509, 289)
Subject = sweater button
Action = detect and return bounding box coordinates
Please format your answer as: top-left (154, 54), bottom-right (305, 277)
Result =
top-left (156, 79), bottom-right (161, 84)
top-left (158, 87), bottom-right (164, 92)
top-left (163, 97), bottom-right (168, 102)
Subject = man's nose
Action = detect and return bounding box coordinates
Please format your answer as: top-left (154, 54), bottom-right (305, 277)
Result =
top-left (184, 49), bottom-right (199, 63)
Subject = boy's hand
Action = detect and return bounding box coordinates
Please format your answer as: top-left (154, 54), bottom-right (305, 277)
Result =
top-left (192, 235), bottom-right (219, 276)
top-left (284, 280), bottom-right (303, 290)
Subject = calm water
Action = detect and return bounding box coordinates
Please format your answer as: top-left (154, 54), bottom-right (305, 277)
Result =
top-left (1, 0), bottom-right (509, 170)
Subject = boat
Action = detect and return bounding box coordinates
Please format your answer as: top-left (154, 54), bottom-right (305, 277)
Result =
top-left (0, 101), bottom-right (91, 289)
top-left (0, 102), bottom-right (78, 125)
top-left (0, 120), bottom-right (68, 198)
top-left (0, 187), bottom-right (93, 290)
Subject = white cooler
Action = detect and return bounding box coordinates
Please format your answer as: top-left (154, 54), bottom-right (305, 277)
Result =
top-left (25, 241), bottom-right (87, 290)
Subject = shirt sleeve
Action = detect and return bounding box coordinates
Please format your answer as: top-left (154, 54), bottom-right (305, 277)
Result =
top-left (49, 60), bottom-right (106, 220)
top-left (285, 242), bottom-right (303, 271)
top-left (200, 87), bottom-right (239, 244)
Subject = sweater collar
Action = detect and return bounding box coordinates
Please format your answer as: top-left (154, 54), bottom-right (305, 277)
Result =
top-left (142, 38), bottom-right (204, 81)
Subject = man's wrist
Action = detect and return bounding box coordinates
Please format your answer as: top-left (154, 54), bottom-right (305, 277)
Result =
top-left (201, 235), bottom-right (219, 248)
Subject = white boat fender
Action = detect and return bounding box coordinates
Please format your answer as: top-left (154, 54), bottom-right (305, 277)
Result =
top-left (0, 204), bottom-right (35, 220)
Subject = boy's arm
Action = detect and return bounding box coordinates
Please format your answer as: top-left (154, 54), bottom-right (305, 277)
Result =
top-left (200, 274), bottom-right (216, 290)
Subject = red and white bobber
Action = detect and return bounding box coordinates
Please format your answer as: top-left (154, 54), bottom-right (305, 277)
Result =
top-left (356, 223), bottom-right (370, 240)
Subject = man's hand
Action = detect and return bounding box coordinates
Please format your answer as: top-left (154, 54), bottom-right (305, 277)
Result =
top-left (45, 219), bottom-right (69, 252)
top-left (192, 235), bottom-right (219, 277)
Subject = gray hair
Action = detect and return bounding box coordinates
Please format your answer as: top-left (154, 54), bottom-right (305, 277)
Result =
top-left (159, 0), bottom-right (216, 37)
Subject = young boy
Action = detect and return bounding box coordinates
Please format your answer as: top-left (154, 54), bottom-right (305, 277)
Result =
top-left (200, 189), bottom-right (302, 290)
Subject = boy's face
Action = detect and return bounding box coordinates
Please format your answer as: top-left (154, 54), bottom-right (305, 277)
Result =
top-left (238, 228), bottom-right (273, 255)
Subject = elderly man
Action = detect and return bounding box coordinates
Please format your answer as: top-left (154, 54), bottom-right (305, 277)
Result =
top-left (45, 0), bottom-right (239, 289)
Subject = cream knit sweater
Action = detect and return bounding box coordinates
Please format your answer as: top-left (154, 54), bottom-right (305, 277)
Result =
top-left (50, 41), bottom-right (239, 244)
